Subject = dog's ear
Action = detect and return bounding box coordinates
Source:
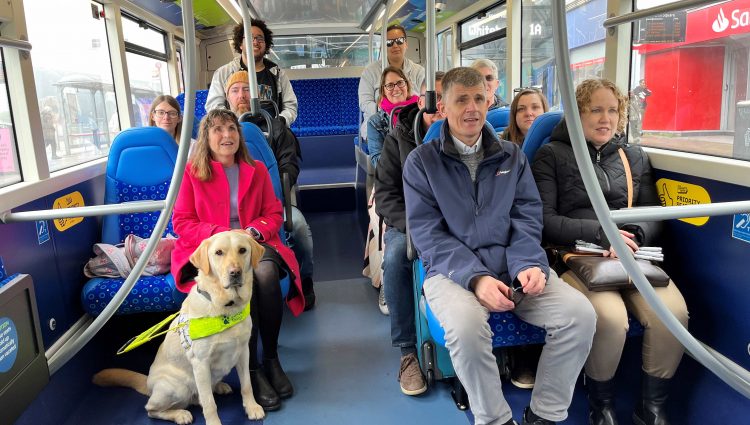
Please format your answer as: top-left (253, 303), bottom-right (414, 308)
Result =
top-left (249, 238), bottom-right (265, 270)
top-left (189, 238), bottom-right (212, 275)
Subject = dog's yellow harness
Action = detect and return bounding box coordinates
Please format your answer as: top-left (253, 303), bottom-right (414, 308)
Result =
top-left (117, 302), bottom-right (251, 354)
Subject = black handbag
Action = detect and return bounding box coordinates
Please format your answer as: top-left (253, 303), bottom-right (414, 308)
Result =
top-left (563, 253), bottom-right (670, 292)
top-left (562, 148), bottom-right (670, 292)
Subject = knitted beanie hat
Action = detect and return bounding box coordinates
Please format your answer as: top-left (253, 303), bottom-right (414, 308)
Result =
top-left (225, 70), bottom-right (249, 95)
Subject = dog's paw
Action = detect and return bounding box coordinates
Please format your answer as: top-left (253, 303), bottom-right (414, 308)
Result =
top-left (214, 381), bottom-right (233, 395)
top-left (173, 410), bottom-right (194, 425)
top-left (245, 402), bottom-right (265, 420)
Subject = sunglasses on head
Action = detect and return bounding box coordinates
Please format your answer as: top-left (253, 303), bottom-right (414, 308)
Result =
top-left (386, 37), bottom-right (406, 47)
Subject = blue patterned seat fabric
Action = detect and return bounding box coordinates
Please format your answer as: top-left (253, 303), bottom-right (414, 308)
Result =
top-left (289, 78), bottom-right (359, 137)
top-left (176, 90), bottom-right (209, 139)
top-left (82, 127), bottom-right (185, 316)
top-left (178, 79), bottom-right (359, 139)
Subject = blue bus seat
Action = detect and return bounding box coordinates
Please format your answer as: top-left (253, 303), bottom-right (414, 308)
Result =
top-left (487, 107), bottom-right (510, 132)
top-left (81, 127), bottom-right (186, 316)
top-left (520, 110), bottom-right (563, 162)
top-left (290, 78), bottom-right (359, 137)
top-left (175, 90), bottom-right (209, 139)
top-left (241, 122), bottom-right (290, 298)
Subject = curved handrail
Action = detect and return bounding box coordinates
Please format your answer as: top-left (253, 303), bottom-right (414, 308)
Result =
top-left (551, 0), bottom-right (750, 398)
top-left (46, 0), bottom-right (199, 374)
top-left (603, 0), bottom-right (717, 29)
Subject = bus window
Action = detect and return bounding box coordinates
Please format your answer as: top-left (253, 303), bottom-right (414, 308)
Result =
top-left (459, 4), bottom-right (508, 103)
top-left (0, 51), bottom-right (20, 189)
top-left (521, 0), bottom-right (607, 108)
top-left (437, 29), bottom-right (453, 71)
top-left (121, 13), bottom-right (171, 127)
top-left (25, 0), bottom-right (115, 171)
top-left (273, 35), bottom-right (378, 69)
top-left (630, 0), bottom-right (750, 161)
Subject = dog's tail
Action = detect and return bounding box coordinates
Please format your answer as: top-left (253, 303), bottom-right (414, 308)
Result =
top-left (92, 368), bottom-right (149, 396)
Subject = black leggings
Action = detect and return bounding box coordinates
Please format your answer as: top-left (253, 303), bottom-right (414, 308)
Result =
top-left (249, 260), bottom-right (284, 369)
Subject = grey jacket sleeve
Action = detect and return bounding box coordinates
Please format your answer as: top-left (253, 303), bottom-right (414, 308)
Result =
top-left (358, 63), bottom-right (379, 124)
top-left (276, 68), bottom-right (297, 126)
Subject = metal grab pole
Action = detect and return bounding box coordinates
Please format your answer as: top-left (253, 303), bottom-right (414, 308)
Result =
top-left (603, 0), bottom-right (717, 28)
top-left (550, 0), bottom-right (750, 398)
top-left (239, 1), bottom-right (262, 116)
top-left (423, 0), bottom-right (437, 114)
top-left (1, 201), bottom-right (164, 223)
top-left (381, 0), bottom-right (392, 69)
top-left (47, 0), bottom-right (198, 375)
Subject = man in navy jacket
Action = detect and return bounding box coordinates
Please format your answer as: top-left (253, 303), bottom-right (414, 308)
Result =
top-left (403, 67), bottom-right (596, 425)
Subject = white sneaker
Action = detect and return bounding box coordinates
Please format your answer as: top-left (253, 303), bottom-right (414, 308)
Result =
top-left (378, 284), bottom-right (389, 315)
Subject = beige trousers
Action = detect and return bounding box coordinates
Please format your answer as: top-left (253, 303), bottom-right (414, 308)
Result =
top-left (562, 270), bottom-right (689, 381)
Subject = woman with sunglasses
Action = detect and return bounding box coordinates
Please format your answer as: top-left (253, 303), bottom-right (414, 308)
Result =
top-left (148, 95), bottom-right (183, 142)
top-left (502, 88), bottom-right (550, 147)
top-left (366, 67), bottom-right (419, 168)
top-left (358, 24), bottom-right (424, 139)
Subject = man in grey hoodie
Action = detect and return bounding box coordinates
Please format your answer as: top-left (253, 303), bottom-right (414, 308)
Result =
top-left (206, 20), bottom-right (298, 127)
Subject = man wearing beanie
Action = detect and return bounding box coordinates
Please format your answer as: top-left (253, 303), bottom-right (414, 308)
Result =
top-left (206, 19), bottom-right (298, 128)
top-left (226, 70), bottom-right (316, 312)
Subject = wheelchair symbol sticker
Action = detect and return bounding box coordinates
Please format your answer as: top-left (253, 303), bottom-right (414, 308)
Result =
top-left (732, 214), bottom-right (750, 244)
top-left (36, 220), bottom-right (50, 245)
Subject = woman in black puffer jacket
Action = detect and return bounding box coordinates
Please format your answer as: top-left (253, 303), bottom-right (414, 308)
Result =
top-left (531, 79), bottom-right (688, 425)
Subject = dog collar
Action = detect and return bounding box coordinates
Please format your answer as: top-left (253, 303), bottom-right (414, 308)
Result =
top-left (117, 302), bottom-right (251, 355)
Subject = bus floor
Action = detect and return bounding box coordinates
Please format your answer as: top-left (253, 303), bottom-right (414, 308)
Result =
top-left (14, 210), bottom-right (737, 425)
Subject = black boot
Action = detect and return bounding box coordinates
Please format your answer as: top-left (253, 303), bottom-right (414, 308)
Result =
top-left (632, 373), bottom-right (671, 425)
top-left (522, 407), bottom-right (555, 424)
top-left (302, 277), bottom-right (316, 311)
top-left (250, 368), bottom-right (281, 411)
top-left (586, 376), bottom-right (618, 425)
top-left (264, 357), bottom-right (294, 398)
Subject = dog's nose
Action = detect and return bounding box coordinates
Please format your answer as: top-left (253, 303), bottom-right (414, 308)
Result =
top-left (227, 268), bottom-right (243, 287)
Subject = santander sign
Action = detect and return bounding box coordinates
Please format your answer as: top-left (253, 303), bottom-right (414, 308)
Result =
top-left (711, 7), bottom-right (750, 33)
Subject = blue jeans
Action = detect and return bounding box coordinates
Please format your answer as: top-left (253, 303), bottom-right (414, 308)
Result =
top-left (289, 206), bottom-right (314, 280)
top-left (383, 227), bottom-right (415, 348)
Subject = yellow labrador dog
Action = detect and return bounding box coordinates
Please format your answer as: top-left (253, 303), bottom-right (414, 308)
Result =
top-left (94, 230), bottom-right (265, 425)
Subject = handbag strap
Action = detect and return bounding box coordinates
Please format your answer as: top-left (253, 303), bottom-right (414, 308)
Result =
top-left (618, 148), bottom-right (633, 208)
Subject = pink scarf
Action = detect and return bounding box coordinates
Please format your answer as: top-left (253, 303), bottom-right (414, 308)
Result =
top-left (380, 95), bottom-right (419, 126)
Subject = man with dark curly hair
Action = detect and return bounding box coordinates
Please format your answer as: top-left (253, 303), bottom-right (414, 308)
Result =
top-left (206, 20), bottom-right (298, 127)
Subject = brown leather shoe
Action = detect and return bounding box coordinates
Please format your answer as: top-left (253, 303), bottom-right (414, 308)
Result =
top-left (398, 353), bottom-right (427, 396)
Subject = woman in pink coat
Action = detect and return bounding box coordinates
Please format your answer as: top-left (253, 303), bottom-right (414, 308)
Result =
top-left (171, 109), bottom-right (302, 411)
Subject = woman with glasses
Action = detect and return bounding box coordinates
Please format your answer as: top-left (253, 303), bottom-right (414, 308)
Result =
top-left (502, 88), bottom-right (550, 147)
top-left (148, 95), bottom-right (183, 142)
top-left (531, 79), bottom-right (688, 425)
top-left (366, 67), bottom-right (419, 169)
top-left (358, 24), bottom-right (424, 139)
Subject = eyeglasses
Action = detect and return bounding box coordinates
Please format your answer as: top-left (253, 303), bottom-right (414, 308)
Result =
top-left (484, 75), bottom-right (496, 82)
top-left (153, 110), bottom-right (179, 118)
top-left (506, 279), bottom-right (525, 307)
top-left (513, 86), bottom-right (542, 95)
top-left (251, 36), bottom-right (265, 45)
top-left (386, 37), bottom-right (406, 47)
top-left (384, 80), bottom-right (407, 91)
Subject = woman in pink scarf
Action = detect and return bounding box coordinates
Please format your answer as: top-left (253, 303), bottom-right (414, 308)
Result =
top-left (366, 66), bottom-right (419, 168)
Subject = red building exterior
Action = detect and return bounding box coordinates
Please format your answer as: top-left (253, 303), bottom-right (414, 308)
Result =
top-left (636, 0), bottom-right (750, 131)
